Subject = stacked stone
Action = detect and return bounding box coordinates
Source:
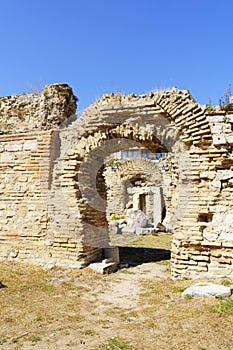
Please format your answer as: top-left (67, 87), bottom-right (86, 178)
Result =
top-left (48, 88), bottom-right (213, 271)
top-left (74, 89), bottom-right (233, 278)
top-left (0, 131), bottom-right (54, 264)
top-left (171, 109), bottom-right (233, 279)
top-left (0, 84), bottom-right (232, 278)
top-left (0, 84), bottom-right (81, 268)
top-left (104, 158), bottom-right (164, 222)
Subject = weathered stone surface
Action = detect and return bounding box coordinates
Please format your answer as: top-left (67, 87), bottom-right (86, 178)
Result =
top-left (0, 84), bottom-right (77, 133)
top-left (136, 227), bottom-right (158, 236)
top-left (0, 85), bottom-right (232, 279)
top-left (89, 260), bottom-right (118, 274)
top-left (182, 282), bottom-right (232, 298)
top-left (103, 247), bottom-right (120, 264)
top-left (122, 209), bottom-right (148, 234)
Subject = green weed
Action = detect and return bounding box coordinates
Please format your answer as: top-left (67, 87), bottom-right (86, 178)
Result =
top-left (185, 294), bottom-right (193, 300)
top-left (29, 335), bottom-right (41, 343)
top-left (221, 279), bottom-right (231, 286)
top-left (83, 329), bottom-right (95, 335)
top-left (119, 269), bottom-right (135, 275)
top-left (209, 298), bottom-right (233, 315)
top-left (99, 337), bottom-right (132, 350)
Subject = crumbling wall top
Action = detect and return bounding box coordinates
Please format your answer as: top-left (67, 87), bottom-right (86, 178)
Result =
top-left (0, 83), bottom-right (77, 133)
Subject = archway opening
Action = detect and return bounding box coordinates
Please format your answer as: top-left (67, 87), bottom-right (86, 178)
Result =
top-left (88, 133), bottom-right (173, 267)
top-left (49, 87), bottom-right (214, 277)
top-left (63, 117), bottom-right (190, 267)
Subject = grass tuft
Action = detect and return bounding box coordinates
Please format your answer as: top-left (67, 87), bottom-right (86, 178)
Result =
top-left (209, 298), bottom-right (233, 315)
top-left (99, 337), bottom-right (132, 350)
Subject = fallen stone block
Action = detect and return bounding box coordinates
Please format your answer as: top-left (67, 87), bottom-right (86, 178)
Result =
top-left (121, 226), bottom-right (136, 234)
top-left (89, 259), bottom-right (118, 274)
top-left (182, 282), bottom-right (232, 298)
top-left (136, 227), bottom-right (158, 236)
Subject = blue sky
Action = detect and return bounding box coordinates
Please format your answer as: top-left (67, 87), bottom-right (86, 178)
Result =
top-left (0, 0), bottom-right (232, 112)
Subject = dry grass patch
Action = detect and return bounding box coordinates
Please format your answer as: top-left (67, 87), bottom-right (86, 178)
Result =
top-left (1, 235), bottom-right (233, 349)
top-left (0, 262), bottom-right (109, 347)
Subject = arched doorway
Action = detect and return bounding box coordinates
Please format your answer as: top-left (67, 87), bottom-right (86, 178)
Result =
top-left (103, 157), bottom-right (168, 234)
top-left (47, 88), bottom-right (214, 277)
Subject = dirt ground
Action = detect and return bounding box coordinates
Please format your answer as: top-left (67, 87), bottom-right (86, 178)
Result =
top-left (0, 234), bottom-right (233, 350)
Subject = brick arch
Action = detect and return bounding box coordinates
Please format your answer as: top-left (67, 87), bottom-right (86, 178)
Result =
top-left (62, 123), bottom-right (171, 226)
top-left (51, 88), bottom-right (216, 273)
top-left (111, 158), bottom-right (163, 183)
top-left (58, 110), bottom-right (191, 261)
top-left (152, 88), bottom-right (212, 146)
top-left (78, 87), bottom-right (212, 148)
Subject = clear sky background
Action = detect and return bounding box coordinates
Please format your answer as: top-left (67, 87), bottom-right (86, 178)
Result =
top-left (0, 0), bottom-right (232, 112)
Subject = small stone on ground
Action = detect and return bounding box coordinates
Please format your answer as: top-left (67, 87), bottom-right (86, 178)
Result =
top-left (182, 282), bottom-right (232, 298)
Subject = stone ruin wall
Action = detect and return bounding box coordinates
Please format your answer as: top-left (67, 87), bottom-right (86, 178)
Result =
top-left (104, 159), bottom-right (163, 218)
top-left (0, 84), bottom-right (87, 268)
top-left (69, 90), bottom-right (233, 279)
top-left (0, 84), bottom-right (232, 279)
top-left (172, 112), bottom-right (233, 279)
top-left (103, 157), bottom-right (176, 229)
top-left (0, 83), bottom-right (77, 132)
top-left (0, 130), bottom-right (56, 263)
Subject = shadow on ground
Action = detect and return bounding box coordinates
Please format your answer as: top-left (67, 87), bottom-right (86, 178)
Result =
top-left (119, 246), bottom-right (171, 266)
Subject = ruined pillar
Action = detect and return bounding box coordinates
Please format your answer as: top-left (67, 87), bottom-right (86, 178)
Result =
top-left (152, 187), bottom-right (163, 227)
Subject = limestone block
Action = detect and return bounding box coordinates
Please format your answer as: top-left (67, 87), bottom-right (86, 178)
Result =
top-left (192, 255), bottom-right (210, 262)
top-left (212, 214), bottom-right (224, 225)
top-left (203, 231), bottom-right (219, 242)
top-left (224, 124), bottom-right (232, 133)
top-left (218, 257), bottom-right (232, 264)
top-left (5, 143), bottom-right (22, 152)
top-left (126, 209), bottom-right (148, 229)
top-left (180, 260), bottom-right (197, 265)
top-left (222, 242), bottom-right (233, 248)
top-left (226, 134), bottom-right (233, 144)
top-left (219, 232), bottom-right (233, 242)
top-left (0, 153), bottom-right (14, 162)
top-left (225, 114), bottom-right (233, 122)
top-left (213, 134), bottom-right (226, 145)
top-left (201, 240), bottom-right (221, 247)
top-left (187, 265), bottom-right (208, 271)
top-left (23, 140), bottom-right (38, 151)
top-left (216, 170), bottom-right (233, 181)
top-left (212, 124), bottom-right (223, 134)
top-left (208, 115), bottom-right (227, 123)
top-left (89, 260), bottom-right (118, 274)
top-left (182, 282), bottom-right (231, 298)
top-left (210, 180), bottom-right (221, 189)
top-left (226, 214), bottom-right (233, 225)
top-left (200, 171), bottom-right (215, 180)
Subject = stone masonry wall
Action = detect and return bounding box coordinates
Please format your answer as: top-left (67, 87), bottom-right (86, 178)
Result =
top-left (59, 89), bottom-right (233, 279)
top-left (104, 158), bottom-right (166, 222)
top-left (0, 84), bottom-right (89, 268)
top-left (0, 131), bottom-right (55, 264)
top-left (0, 84), bottom-right (233, 278)
top-left (171, 111), bottom-right (233, 279)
